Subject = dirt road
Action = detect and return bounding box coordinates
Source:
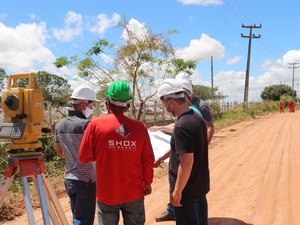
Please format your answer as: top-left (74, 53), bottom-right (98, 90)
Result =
top-left (3, 111), bottom-right (300, 225)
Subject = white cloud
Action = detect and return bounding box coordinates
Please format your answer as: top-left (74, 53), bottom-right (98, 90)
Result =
top-left (226, 56), bottom-right (241, 65)
top-left (51, 11), bottom-right (82, 42)
top-left (282, 50), bottom-right (300, 65)
top-left (0, 22), bottom-right (55, 73)
top-left (175, 33), bottom-right (225, 61)
top-left (89, 13), bottom-right (121, 35)
top-left (121, 18), bottom-right (148, 41)
top-left (101, 54), bottom-right (114, 64)
top-left (213, 51), bottom-right (300, 102)
top-left (178, 0), bottom-right (223, 6)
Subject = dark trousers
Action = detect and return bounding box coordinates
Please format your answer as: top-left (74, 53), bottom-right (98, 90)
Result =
top-left (174, 196), bottom-right (208, 225)
top-left (64, 179), bottom-right (96, 225)
top-left (97, 198), bottom-right (145, 225)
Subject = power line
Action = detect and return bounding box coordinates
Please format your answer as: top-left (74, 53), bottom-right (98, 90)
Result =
top-left (288, 62), bottom-right (299, 93)
top-left (241, 24), bottom-right (261, 109)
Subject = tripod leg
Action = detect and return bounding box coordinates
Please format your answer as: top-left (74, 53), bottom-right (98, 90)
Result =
top-left (35, 174), bottom-right (51, 225)
top-left (21, 177), bottom-right (36, 225)
top-left (32, 177), bottom-right (61, 225)
top-left (0, 175), bottom-right (15, 207)
top-left (42, 173), bottom-right (69, 225)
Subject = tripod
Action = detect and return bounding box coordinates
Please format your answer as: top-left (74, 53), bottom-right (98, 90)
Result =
top-left (0, 155), bottom-right (69, 225)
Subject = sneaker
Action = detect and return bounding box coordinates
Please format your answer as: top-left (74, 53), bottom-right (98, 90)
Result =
top-left (155, 211), bottom-right (175, 222)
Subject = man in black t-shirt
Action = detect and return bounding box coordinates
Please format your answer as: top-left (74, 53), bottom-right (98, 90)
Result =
top-left (157, 78), bottom-right (210, 225)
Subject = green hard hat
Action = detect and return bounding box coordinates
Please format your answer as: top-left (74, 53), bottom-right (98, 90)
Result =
top-left (105, 80), bottom-right (132, 102)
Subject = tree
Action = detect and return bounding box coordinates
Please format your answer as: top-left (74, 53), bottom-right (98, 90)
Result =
top-left (260, 84), bottom-right (296, 101)
top-left (193, 85), bottom-right (225, 101)
top-left (0, 68), bottom-right (7, 99)
top-left (55, 18), bottom-right (196, 120)
top-left (0, 68), bottom-right (7, 85)
top-left (36, 71), bottom-right (71, 107)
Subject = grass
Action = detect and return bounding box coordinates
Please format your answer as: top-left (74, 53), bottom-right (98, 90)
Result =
top-left (214, 101), bottom-right (279, 129)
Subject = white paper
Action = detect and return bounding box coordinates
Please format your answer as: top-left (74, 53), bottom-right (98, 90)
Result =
top-left (148, 130), bottom-right (171, 162)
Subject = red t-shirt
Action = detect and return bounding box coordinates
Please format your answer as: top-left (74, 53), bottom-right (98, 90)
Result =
top-left (78, 112), bottom-right (154, 204)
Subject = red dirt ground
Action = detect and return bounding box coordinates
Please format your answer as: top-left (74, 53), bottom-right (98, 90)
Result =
top-left (3, 111), bottom-right (300, 225)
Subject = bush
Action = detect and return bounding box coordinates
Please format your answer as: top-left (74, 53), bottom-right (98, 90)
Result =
top-left (208, 101), bottom-right (223, 120)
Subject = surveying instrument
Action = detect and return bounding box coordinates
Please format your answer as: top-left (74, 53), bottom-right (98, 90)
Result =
top-left (0, 73), bottom-right (69, 225)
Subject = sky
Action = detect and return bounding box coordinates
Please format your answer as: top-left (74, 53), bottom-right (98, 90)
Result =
top-left (1, 0), bottom-right (300, 102)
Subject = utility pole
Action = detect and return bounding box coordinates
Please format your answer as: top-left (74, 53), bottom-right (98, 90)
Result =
top-left (288, 62), bottom-right (299, 95)
top-left (211, 56), bottom-right (214, 99)
top-left (241, 24), bottom-right (261, 109)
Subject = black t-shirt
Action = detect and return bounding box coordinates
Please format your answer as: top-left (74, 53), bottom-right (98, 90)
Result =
top-left (169, 109), bottom-right (210, 201)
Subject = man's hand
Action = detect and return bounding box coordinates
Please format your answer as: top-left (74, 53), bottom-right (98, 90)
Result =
top-left (148, 126), bottom-right (162, 132)
top-left (55, 142), bottom-right (64, 159)
top-left (144, 185), bottom-right (152, 195)
top-left (170, 190), bottom-right (182, 207)
top-left (153, 157), bottom-right (164, 168)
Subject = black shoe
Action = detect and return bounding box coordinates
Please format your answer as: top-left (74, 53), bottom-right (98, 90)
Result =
top-left (155, 212), bottom-right (175, 222)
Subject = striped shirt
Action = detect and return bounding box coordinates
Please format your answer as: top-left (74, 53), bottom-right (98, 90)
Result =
top-left (55, 110), bottom-right (96, 182)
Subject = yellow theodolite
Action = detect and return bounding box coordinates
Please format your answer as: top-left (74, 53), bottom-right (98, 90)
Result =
top-left (0, 72), bottom-right (69, 225)
top-left (0, 72), bottom-right (44, 156)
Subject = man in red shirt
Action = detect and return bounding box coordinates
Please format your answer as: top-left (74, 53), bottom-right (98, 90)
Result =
top-left (279, 101), bottom-right (284, 113)
top-left (78, 80), bottom-right (154, 225)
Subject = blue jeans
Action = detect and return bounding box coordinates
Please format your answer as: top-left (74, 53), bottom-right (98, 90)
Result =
top-left (64, 179), bottom-right (96, 225)
top-left (97, 198), bottom-right (145, 225)
top-left (173, 196), bottom-right (208, 225)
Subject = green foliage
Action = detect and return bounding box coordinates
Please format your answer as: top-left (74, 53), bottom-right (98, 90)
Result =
top-left (193, 85), bottom-right (226, 101)
top-left (215, 101), bottom-right (279, 128)
top-left (54, 56), bottom-right (70, 68)
top-left (171, 58), bottom-right (197, 75)
top-left (260, 84), bottom-right (296, 101)
top-left (0, 67), bottom-right (7, 85)
top-left (280, 94), bottom-right (295, 108)
top-left (0, 143), bottom-right (23, 193)
top-left (208, 101), bottom-right (223, 120)
top-left (0, 143), bottom-right (8, 174)
top-left (54, 17), bottom-right (196, 120)
top-left (36, 71), bottom-right (71, 107)
top-left (87, 38), bottom-right (112, 56)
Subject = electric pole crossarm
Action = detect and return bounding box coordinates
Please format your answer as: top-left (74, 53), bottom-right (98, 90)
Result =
top-left (241, 23), bottom-right (261, 110)
top-left (288, 62), bottom-right (299, 92)
top-left (241, 34), bottom-right (261, 38)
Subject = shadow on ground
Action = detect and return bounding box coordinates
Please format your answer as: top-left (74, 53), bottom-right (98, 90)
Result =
top-left (209, 217), bottom-right (252, 225)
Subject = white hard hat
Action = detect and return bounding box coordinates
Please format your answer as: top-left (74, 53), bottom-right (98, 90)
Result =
top-left (157, 78), bottom-right (185, 99)
top-left (175, 73), bottom-right (193, 97)
top-left (175, 72), bottom-right (191, 82)
top-left (71, 85), bottom-right (97, 102)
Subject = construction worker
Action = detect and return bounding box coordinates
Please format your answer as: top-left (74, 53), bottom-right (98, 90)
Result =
top-left (157, 78), bottom-right (210, 225)
top-left (55, 85), bottom-right (98, 225)
top-left (78, 80), bottom-right (155, 225)
top-left (279, 101), bottom-right (284, 113)
top-left (289, 101), bottom-right (294, 113)
top-left (150, 73), bottom-right (214, 222)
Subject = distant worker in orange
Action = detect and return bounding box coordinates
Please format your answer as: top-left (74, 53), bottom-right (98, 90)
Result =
top-left (288, 101), bottom-right (296, 113)
top-left (279, 101), bottom-right (284, 113)
top-left (292, 101), bottom-right (296, 112)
